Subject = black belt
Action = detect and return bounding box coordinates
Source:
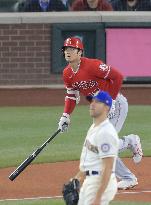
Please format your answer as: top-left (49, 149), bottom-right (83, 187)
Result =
top-left (85, 171), bottom-right (99, 176)
top-left (85, 170), bottom-right (115, 176)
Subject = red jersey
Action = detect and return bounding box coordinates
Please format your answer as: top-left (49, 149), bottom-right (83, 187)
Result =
top-left (63, 57), bottom-right (123, 114)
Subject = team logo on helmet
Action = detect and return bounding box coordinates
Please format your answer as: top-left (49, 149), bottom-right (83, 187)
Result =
top-left (63, 37), bottom-right (84, 50)
top-left (65, 38), bottom-right (72, 46)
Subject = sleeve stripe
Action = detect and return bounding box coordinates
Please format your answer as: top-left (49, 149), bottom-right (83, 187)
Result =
top-left (104, 66), bottom-right (111, 79)
top-left (65, 96), bottom-right (76, 101)
top-left (66, 88), bottom-right (77, 95)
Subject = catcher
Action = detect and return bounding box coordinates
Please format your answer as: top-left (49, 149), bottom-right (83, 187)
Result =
top-left (63, 91), bottom-right (119, 205)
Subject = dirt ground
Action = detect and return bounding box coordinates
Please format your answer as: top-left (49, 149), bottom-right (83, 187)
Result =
top-left (0, 85), bottom-right (151, 106)
top-left (0, 86), bottom-right (151, 202)
top-left (0, 158), bottom-right (151, 202)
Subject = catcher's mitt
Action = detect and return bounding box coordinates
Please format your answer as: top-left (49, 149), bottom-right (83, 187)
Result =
top-left (62, 178), bottom-right (80, 205)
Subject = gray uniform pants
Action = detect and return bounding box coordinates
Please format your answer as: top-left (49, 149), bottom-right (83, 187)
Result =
top-left (109, 93), bottom-right (136, 181)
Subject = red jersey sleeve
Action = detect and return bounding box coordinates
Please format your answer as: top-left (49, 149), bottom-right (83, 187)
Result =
top-left (63, 68), bottom-right (77, 115)
top-left (90, 59), bottom-right (123, 99)
top-left (105, 66), bottom-right (123, 99)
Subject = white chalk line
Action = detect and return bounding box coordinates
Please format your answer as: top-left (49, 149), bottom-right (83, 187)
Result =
top-left (0, 196), bottom-right (62, 202)
top-left (0, 190), bottom-right (151, 202)
top-left (117, 190), bottom-right (151, 194)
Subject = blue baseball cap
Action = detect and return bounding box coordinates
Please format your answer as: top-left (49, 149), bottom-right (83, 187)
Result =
top-left (92, 91), bottom-right (112, 108)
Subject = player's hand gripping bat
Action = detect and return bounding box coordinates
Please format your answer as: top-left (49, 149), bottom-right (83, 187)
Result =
top-left (9, 129), bottom-right (61, 181)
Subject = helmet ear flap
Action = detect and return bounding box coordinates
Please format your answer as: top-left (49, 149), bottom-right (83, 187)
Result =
top-left (77, 48), bottom-right (83, 57)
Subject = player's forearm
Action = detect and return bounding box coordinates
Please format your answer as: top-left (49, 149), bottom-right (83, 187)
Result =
top-left (108, 67), bottom-right (123, 82)
top-left (59, 90), bottom-right (77, 132)
top-left (107, 67), bottom-right (123, 99)
top-left (112, 73), bottom-right (123, 98)
top-left (74, 170), bottom-right (85, 184)
top-left (64, 98), bottom-right (76, 114)
top-left (63, 87), bottom-right (80, 114)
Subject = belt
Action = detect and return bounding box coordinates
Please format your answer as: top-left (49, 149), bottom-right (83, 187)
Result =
top-left (85, 170), bottom-right (115, 176)
top-left (85, 170), bottom-right (100, 176)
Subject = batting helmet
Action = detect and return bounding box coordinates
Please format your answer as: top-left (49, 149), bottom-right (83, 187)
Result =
top-left (62, 37), bottom-right (84, 51)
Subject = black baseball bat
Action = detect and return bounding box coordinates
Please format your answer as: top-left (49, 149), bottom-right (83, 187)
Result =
top-left (9, 129), bottom-right (61, 181)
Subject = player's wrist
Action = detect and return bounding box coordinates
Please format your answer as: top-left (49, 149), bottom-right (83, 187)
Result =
top-left (62, 113), bottom-right (70, 118)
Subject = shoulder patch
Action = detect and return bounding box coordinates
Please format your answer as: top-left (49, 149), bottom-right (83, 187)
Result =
top-left (99, 64), bottom-right (109, 72)
top-left (101, 143), bottom-right (110, 153)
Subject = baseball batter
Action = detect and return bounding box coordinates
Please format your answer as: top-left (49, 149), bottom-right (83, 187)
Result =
top-left (58, 37), bottom-right (143, 189)
top-left (75, 91), bottom-right (119, 205)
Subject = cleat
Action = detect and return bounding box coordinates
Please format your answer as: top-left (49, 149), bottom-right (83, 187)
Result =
top-left (118, 178), bottom-right (138, 190)
top-left (127, 134), bottom-right (143, 163)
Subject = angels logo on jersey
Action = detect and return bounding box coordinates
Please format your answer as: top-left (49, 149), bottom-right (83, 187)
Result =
top-left (99, 63), bottom-right (109, 72)
top-left (72, 80), bottom-right (98, 90)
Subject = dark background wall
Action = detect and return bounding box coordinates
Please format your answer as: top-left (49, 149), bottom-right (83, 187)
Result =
top-left (0, 23), bottom-right (63, 85)
top-left (0, 15), bottom-right (151, 105)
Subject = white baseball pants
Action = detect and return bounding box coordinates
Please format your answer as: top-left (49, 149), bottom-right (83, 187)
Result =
top-left (78, 174), bottom-right (117, 205)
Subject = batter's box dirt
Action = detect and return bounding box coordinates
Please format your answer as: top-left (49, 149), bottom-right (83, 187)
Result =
top-left (0, 158), bottom-right (151, 202)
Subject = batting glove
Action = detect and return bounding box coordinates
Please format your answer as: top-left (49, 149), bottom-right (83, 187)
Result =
top-left (58, 113), bottom-right (70, 132)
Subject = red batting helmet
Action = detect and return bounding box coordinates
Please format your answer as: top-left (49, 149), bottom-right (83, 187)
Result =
top-left (62, 37), bottom-right (84, 50)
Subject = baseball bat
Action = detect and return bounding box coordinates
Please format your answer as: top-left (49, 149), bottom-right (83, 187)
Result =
top-left (9, 129), bottom-right (61, 181)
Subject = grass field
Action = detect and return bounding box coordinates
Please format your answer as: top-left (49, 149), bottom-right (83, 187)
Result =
top-left (0, 105), bottom-right (150, 168)
top-left (0, 105), bottom-right (150, 205)
top-left (0, 199), bottom-right (150, 205)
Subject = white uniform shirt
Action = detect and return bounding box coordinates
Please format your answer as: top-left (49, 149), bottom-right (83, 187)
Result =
top-left (80, 119), bottom-right (119, 173)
